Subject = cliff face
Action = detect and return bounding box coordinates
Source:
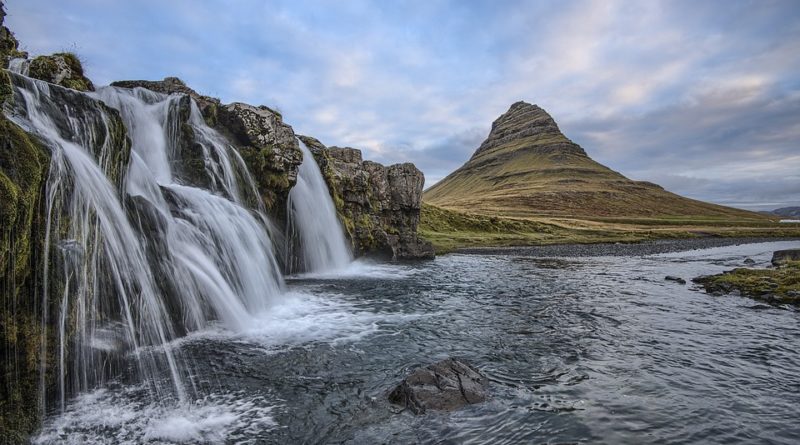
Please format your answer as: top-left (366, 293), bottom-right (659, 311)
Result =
top-left (300, 136), bottom-right (434, 260)
top-left (111, 78), bottom-right (433, 260)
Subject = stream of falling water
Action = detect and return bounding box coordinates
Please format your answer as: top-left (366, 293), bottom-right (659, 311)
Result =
top-left (286, 140), bottom-right (353, 274)
top-left (4, 70), bottom-right (292, 416)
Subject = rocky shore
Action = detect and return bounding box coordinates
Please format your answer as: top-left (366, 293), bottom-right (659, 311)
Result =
top-left (455, 237), bottom-right (800, 257)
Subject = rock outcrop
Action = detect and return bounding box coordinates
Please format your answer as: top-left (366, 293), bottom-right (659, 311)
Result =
top-left (27, 53), bottom-right (94, 91)
top-left (0, 3), bottom-right (25, 68)
top-left (388, 358), bottom-right (488, 414)
top-left (693, 258), bottom-right (800, 305)
top-left (300, 135), bottom-right (434, 260)
top-left (772, 249), bottom-right (800, 266)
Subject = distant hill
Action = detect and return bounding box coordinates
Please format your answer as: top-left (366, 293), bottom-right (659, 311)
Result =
top-left (772, 207), bottom-right (800, 218)
top-left (424, 101), bottom-right (768, 222)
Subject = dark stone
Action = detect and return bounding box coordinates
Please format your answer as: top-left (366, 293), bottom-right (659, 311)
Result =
top-left (388, 358), bottom-right (488, 414)
top-left (665, 275), bottom-right (686, 285)
top-left (743, 258), bottom-right (756, 265)
top-left (772, 249), bottom-right (800, 266)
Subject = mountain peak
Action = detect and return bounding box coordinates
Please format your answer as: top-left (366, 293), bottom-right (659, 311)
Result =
top-left (472, 101), bottom-right (582, 159)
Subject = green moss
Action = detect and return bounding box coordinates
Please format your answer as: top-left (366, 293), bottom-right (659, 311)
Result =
top-left (202, 102), bottom-right (219, 127)
top-left (0, 117), bottom-right (48, 281)
top-left (696, 261), bottom-right (800, 304)
top-left (0, 70), bottom-right (13, 105)
top-left (236, 144), bottom-right (292, 210)
top-left (28, 55), bottom-right (57, 81)
top-left (0, 116), bottom-right (51, 444)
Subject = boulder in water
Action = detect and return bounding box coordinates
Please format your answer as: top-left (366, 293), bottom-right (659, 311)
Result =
top-left (388, 358), bottom-right (488, 414)
top-left (665, 275), bottom-right (686, 285)
top-left (772, 249), bottom-right (800, 266)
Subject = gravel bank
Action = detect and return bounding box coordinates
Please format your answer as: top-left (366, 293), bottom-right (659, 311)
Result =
top-left (454, 237), bottom-right (800, 257)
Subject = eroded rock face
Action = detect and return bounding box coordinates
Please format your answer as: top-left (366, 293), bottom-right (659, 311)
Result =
top-left (388, 358), bottom-right (488, 414)
top-left (216, 102), bottom-right (302, 210)
top-left (302, 136), bottom-right (434, 260)
top-left (472, 100), bottom-right (586, 159)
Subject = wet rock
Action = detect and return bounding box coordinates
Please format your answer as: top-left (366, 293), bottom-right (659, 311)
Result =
top-left (665, 275), bottom-right (686, 285)
top-left (388, 358), bottom-right (488, 414)
top-left (772, 249), bottom-right (800, 266)
top-left (743, 258), bottom-right (756, 265)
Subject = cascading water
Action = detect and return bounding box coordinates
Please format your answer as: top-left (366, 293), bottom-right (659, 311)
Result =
top-left (286, 141), bottom-right (353, 273)
top-left (4, 70), bottom-right (286, 414)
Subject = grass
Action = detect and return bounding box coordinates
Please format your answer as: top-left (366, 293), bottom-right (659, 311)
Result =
top-left (694, 261), bottom-right (800, 305)
top-left (419, 203), bottom-right (800, 254)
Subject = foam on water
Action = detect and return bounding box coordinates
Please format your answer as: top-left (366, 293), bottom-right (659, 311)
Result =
top-left (288, 259), bottom-right (417, 280)
top-left (33, 387), bottom-right (278, 445)
top-left (171, 291), bottom-right (426, 352)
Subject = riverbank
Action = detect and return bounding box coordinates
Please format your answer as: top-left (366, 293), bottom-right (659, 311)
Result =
top-left (451, 237), bottom-right (800, 257)
top-left (419, 203), bottom-right (800, 254)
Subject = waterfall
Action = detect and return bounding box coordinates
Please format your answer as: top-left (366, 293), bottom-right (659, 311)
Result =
top-left (5, 72), bottom-right (285, 412)
top-left (286, 141), bottom-right (353, 273)
top-left (8, 57), bottom-right (30, 76)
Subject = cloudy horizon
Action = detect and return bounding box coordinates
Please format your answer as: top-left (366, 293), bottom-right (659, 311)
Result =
top-left (7, 0), bottom-right (799, 211)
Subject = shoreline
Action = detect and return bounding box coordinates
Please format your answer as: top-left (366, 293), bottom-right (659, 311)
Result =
top-left (451, 237), bottom-right (800, 257)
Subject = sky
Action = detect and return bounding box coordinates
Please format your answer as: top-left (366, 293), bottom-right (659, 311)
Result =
top-left (6, 0), bottom-right (800, 211)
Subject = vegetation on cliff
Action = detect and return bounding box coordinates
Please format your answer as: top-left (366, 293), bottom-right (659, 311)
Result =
top-left (28, 53), bottom-right (94, 92)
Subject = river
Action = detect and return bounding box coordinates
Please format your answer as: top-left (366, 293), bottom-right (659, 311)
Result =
top-left (34, 240), bottom-right (800, 444)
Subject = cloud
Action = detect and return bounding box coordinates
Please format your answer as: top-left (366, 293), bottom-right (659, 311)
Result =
top-left (5, 0), bottom-right (800, 209)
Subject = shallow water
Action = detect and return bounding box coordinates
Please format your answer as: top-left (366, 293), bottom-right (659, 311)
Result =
top-left (36, 241), bottom-right (800, 444)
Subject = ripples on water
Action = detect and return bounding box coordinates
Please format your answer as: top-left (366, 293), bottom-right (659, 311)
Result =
top-left (36, 241), bottom-right (800, 444)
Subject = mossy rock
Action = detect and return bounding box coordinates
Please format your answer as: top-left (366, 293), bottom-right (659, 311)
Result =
top-left (0, 116), bottom-right (51, 444)
top-left (28, 52), bottom-right (94, 92)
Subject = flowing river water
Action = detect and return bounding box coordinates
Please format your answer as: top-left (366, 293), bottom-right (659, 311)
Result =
top-left (33, 240), bottom-right (800, 445)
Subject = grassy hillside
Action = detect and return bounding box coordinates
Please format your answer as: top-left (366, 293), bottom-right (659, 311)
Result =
top-left (424, 102), bottom-right (770, 222)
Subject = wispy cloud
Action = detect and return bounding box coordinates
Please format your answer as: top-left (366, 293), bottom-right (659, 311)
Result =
top-left (6, 0), bottom-right (800, 209)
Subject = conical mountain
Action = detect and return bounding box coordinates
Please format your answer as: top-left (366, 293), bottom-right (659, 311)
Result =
top-left (424, 101), bottom-right (764, 220)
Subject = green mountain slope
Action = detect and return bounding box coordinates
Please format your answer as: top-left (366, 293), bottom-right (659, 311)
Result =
top-left (424, 101), bottom-right (767, 222)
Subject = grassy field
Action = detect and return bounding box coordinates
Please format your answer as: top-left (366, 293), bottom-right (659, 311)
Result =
top-left (419, 203), bottom-right (800, 254)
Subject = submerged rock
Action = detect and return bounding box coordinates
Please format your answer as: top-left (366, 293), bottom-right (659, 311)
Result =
top-left (772, 249), bottom-right (800, 266)
top-left (388, 358), bottom-right (488, 414)
top-left (665, 275), bottom-right (686, 285)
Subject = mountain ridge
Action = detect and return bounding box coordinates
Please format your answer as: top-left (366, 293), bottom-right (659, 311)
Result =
top-left (424, 101), bottom-right (766, 221)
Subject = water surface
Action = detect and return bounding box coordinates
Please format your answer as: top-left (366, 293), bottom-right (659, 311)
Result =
top-left (36, 240), bottom-right (800, 444)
